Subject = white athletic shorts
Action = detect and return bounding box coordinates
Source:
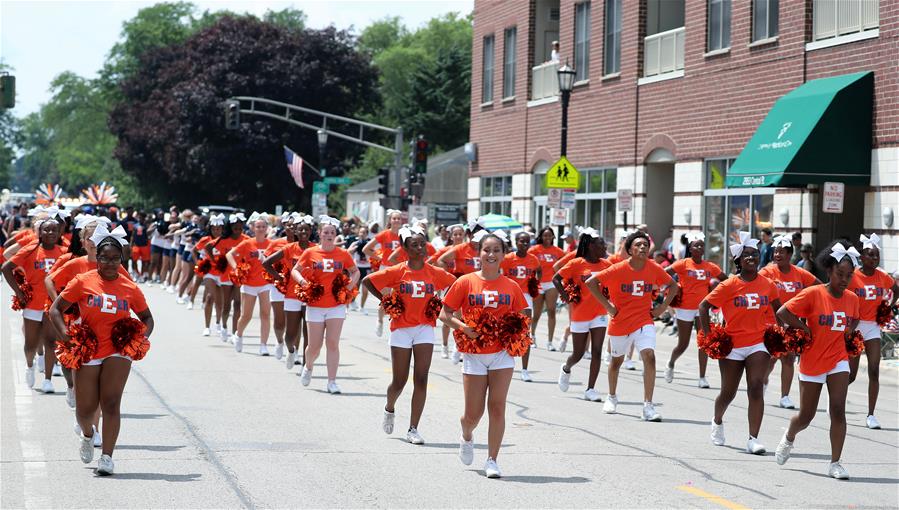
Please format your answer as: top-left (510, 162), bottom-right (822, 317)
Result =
top-left (725, 342), bottom-right (769, 361)
top-left (609, 324), bottom-right (655, 356)
top-left (462, 350), bottom-right (515, 375)
top-left (83, 353), bottom-right (132, 366)
top-left (22, 309), bottom-right (44, 322)
top-left (216, 275), bottom-right (233, 287)
top-left (856, 320), bottom-right (882, 341)
top-left (674, 308), bottom-right (699, 322)
top-left (306, 305), bottom-right (346, 322)
top-left (539, 281), bottom-right (555, 294)
top-left (799, 360), bottom-right (850, 383)
top-left (389, 325), bottom-right (435, 348)
top-left (202, 273), bottom-right (218, 282)
top-left (284, 299), bottom-right (304, 312)
top-left (241, 284), bottom-right (271, 297)
top-left (269, 287), bottom-right (285, 302)
top-left (570, 314), bottom-right (609, 333)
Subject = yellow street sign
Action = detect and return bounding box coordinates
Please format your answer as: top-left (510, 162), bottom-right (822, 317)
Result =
top-left (546, 156), bottom-right (580, 189)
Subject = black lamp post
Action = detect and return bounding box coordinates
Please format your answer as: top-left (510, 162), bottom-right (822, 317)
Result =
top-left (557, 63), bottom-right (576, 157)
top-left (317, 129), bottom-right (328, 178)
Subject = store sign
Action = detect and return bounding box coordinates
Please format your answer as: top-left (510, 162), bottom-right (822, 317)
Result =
top-left (618, 188), bottom-right (633, 212)
top-left (550, 208), bottom-right (568, 225)
top-left (408, 204), bottom-right (428, 221)
top-left (547, 189), bottom-right (562, 209)
top-left (546, 156), bottom-right (580, 189)
top-left (821, 181), bottom-right (844, 214)
top-left (561, 189), bottom-right (576, 209)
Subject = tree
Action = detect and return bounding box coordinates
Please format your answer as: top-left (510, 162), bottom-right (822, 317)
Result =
top-left (358, 16), bottom-right (408, 58)
top-left (262, 8), bottom-right (307, 33)
top-left (109, 16), bottom-right (379, 211)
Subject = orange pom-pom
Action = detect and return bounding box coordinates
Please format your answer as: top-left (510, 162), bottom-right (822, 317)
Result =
top-left (380, 292), bottom-right (405, 320)
top-left (56, 323), bottom-right (99, 369)
top-left (194, 258), bottom-right (212, 275)
top-left (696, 324), bottom-right (734, 359)
top-left (763, 324), bottom-right (788, 359)
top-left (214, 255), bottom-right (229, 273)
top-left (845, 330), bottom-right (865, 357)
top-left (295, 281), bottom-right (325, 304)
top-left (233, 262), bottom-right (251, 285)
top-left (783, 328), bottom-right (814, 355)
top-left (424, 295), bottom-right (443, 321)
top-left (452, 308), bottom-right (499, 353)
top-left (10, 269), bottom-right (33, 311)
top-left (875, 300), bottom-right (895, 327)
top-left (670, 289), bottom-right (683, 308)
top-left (562, 278), bottom-right (581, 304)
top-left (499, 312), bottom-right (531, 357)
top-left (527, 276), bottom-right (539, 298)
top-left (331, 272), bottom-right (357, 305)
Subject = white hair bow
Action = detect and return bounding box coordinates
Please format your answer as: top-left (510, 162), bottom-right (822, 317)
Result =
top-left (473, 229), bottom-right (507, 243)
top-left (859, 233), bottom-right (880, 251)
top-left (386, 209), bottom-right (401, 216)
top-left (89, 223), bottom-right (129, 247)
top-left (229, 213), bottom-right (246, 223)
top-left (578, 227), bottom-right (600, 239)
top-left (280, 211), bottom-right (290, 222)
top-left (27, 205), bottom-right (47, 217)
top-left (447, 223), bottom-right (464, 231)
top-left (209, 214), bottom-right (226, 226)
top-left (772, 235), bottom-right (792, 248)
top-left (467, 217), bottom-right (487, 232)
top-left (248, 211), bottom-right (268, 223)
top-left (830, 243), bottom-right (860, 267)
top-left (686, 232), bottom-right (705, 244)
top-left (44, 206), bottom-right (70, 220)
top-left (318, 215), bottom-right (341, 227)
top-left (399, 226), bottom-right (425, 242)
top-left (74, 214), bottom-right (109, 230)
top-left (729, 231), bottom-right (759, 258)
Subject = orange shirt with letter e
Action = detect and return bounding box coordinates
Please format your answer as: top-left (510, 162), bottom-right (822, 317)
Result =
top-left (704, 275), bottom-right (779, 348)
top-left (450, 242), bottom-right (481, 275)
top-left (374, 230), bottom-right (402, 266)
top-left (209, 235), bottom-right (247, 278)
top-left (9, 244), bottom-right (66, 311)
top-left (297, 246), bottom-right (356, 308)
top-left (500, 252), bottom-right (541, 295)
top-left (391, 242), bottom-right (437, 264)
top-left (528, 245), bottom-right (565, 283)
top-left (443, 273), bottom-right (527, 354)
top-left (597, 260), bottom-right (673, 336)
top-left (669, 258), bottom-right (722, 309)
top-left (232, 238), bottom-right (272, 287)
top-left (848, 268), bottom-right (895, 322)
top-left (785, 286), bottom-right (859, 376)
top-left (558, 258), bottom-right (612, 321)
top-left (759, 264), bottom-right (818, 303)
top-left (50, 256), bottom-right (131, 292)
top-left (59, 270), bottom-right (149, 360)
top-left (368, 262), bottom-right (456, 330)
top-left (280, 242), bottom-right (316, 299)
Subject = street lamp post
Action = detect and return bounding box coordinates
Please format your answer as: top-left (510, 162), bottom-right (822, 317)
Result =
top-left (317, 129), bottom-right (328, 178)
top-left (556, 63), bottom-right (577, 247)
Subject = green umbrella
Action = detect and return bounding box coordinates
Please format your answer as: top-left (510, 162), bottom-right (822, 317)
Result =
top-left (479, 213), bottom-right (522, 231)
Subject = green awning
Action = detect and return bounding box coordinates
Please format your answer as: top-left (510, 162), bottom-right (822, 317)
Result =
top-left (726, 71), bottom-right (873, 188)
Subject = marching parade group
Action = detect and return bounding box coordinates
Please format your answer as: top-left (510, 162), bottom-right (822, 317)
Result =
top-left (2, 201), bottom-right (897, 480)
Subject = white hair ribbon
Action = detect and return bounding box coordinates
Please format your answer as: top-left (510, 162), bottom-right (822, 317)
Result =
top-left (89, 223), bottom-right (129, 247)
top-left (772, 235), bottom-right (792, 248)
top-left (729, 231), bottom-right (760, 258)
top-left (399, 226), bottom-right (425, 242)
top-left (43, 206), bottom-right (70, 220)
top-left (473, 229), bottom-right (507, 243)
top-left (209, 214), bottom-right (226, 226)
top-left (74, 214), bottom-right (103, 230)
top-left (686, 232), bottom-right (705, 244)
top-left (447, 223), bottom-right (464, 231)
top-left (859, 233), bottom-right (880, 251)
top-left (578, 227), bottom-right (601, 239)
top-left (385, 209), bottom-right (401, 216)
top-left (247, 211), bottom-right (267, 223)
top-left (229, 213), bottom-right (246, 223)
top-left (830, 243), bottom-right (860, 267)
top-left (318, 215), bottom-right (340, 227)
top-left (27, 205), bottom-right (47, 217)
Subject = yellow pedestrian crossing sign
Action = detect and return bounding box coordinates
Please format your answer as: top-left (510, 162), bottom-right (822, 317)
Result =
top-left (546, 156), bottom-right (580, 189)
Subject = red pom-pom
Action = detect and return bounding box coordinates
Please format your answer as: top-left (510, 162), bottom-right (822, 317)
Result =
top-left (295, 281), bottom-right (325, 304)
top-left (527, 276), bottom-right (540, 298)
top-left (194, 258), bottom-right (212, 276)
top-left (262, 261), bottom-right (291, 294)
top-left (233, 262), bottom-right (251, 285)
top-left (696, 324), bottom-right (734, 359)
top-left (562, 278), bottom-right (581, 304)
top-left (424, 295), bottom-right (443, 321)
top-left (214, 255), bottom-right (229, 273)
top-left (380, 292), bottom-right (405, 320)
top-left (452, 308), bottom-right (499, 353)
top-left (111, 317), bottom-right (146, 351)
top-left (499, 312), bottom-right (531, 357)
top-left (331, 272), bottom-right (358, 305)
top-left (670, 289), bottom-right (683, 308)
top-left (56, 323), bottom-right (99, 369)
top-left (10, 269), bottom-right (33, 311)
top-left (783, 328), bottom-right (814, 355)
top-left (875, 300), bottom-right (895, 328)
top-left (262, 261), bottom-right (283, 284)
top-left (763, 324), bottom-right (788, 358)
top-left (846, 330), bottom-right (865, 357)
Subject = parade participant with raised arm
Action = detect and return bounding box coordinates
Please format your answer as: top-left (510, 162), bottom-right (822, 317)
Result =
top-left (208, 213), bottom-right (248, 344)
top-left (227, 212), bottom-right (273, 355)
top-left (363, 209), bottom-right (403, 338)
top-left (528, 227), bottom-right (565, 351)
top-left (437, 219), bottom-right (486, 364)
top-left (194, 214), bottom-right (224, 336)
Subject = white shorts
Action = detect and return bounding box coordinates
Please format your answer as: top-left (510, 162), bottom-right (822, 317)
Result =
top-left (524, 293), bottom-right (533, 310)
top-left (389, 325), bottom-right (435, 348)
top-left (306, 305), bottom-right (346, 322)
top-left (241, 284), bottom-right (271, 297)
top-left (856, 320), bottom-right (882, 341)
top-left (799, 359), bottom-right (850, 383)
top-left (462, 350), bottom-right (515, 375)
top-left (674, 308), bottom-right (699, 322)
top-left (284, 299), bottom-right (304, 312)
top-left (202, 273), bottom-right (218, 282)
top-left (83, 353), bottom-right (132, 366)
top-left (269, 287), bottom-right (285, 302)
top-left (539, 281), bottom-right (555, 294)
top-left (609, 324), bottom-right (655, 356)
top-left (571, 314), bottom-right (609, 333)
top-left (216, 275), bottom-right (233, 286)
top-left (22, 309), bottom-right (44, 322)
top-left (725, 342), bottom-right (769, 361)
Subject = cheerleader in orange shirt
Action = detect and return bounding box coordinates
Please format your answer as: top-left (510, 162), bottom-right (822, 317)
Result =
top-left (362, 210), bottom-right (403, 338)
top-left (431, 224), bottom-right (466, 358)
top-left (194, 214), bottom-right (225, 336)
top-left (501, 231), bottom-right (541, 381)
top-left (437, 220), bottom-right (486, 364)
top-left (207, 213), bottom-right (248, 343)
top-left (528, 227), bottom-right (565, 351)
top-left (227, 213), bottom-right (274, 355)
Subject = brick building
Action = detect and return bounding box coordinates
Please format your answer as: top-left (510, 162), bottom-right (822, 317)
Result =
top-left (468, 0), bottom-right (898, 271)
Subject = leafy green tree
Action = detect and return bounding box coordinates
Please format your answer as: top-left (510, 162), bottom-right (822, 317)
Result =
top-left (357, 16), bottom-right (408, 58)
top-left (262, 8), bottom-right (307, 32)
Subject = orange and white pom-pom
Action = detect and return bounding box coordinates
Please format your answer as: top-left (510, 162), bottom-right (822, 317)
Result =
top-left (696, 324), bottom-right (734, 360)
top-left (56, 323), bottom-right (99, 370)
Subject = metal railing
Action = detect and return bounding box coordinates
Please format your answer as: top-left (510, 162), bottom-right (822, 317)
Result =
top-left (643, 27), bottom-right (685, 78)
top-left (531, 61), bottom-right (559, 101)
top-left (813, 0), bottom-right (879, 40)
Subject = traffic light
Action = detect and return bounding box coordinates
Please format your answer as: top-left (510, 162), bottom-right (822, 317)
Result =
top-left (414, 137), bottom-right (429, 174)
top-left (377, 167), bottom-right (390, 196)
top-left (0, 74), bottom-right (14, 109)
top-left (224, 99), bottom-right (240, 130)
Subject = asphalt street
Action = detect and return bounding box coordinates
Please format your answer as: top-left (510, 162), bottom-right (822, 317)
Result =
top-left (2, 283), bottom-right (898, 509)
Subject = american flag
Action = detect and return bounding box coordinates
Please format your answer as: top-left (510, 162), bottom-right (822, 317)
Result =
top-left (283, 146), bottom-right (305, 189)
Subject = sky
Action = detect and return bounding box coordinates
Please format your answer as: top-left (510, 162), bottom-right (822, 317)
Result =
top-left (0, 0), bottom-right (474, 118)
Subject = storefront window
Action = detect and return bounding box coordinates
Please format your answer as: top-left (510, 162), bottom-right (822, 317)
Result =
top-left (481, 175), bottom-right (512, 217)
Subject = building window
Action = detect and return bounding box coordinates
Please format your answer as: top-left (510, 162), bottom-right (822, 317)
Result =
top-left (752, 0), bottom-right (778, 41)
top-left (604, 0), bottom-right (621, 75)
top-left (574, 2), bottom-right (591, 81)
top-left (481, 175), bottom-right (512, 216)
top-left (707, 0), bottom-right (731, 51)
top-left (482, 35), bottom-right (495, 103)
top-left (813, 0), bottom-right (879, 41)
top-left (703, 158), bottom-right (774, 273)
top-left (532, 168), bottom-right (617, 240)
top-left (503, 28), bottom-right (517, 98)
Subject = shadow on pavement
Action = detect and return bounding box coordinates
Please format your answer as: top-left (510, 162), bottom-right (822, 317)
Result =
top-left (115, 444), bottom-right (186, 452)
top-left (309, 389), bottom-right (386, 398)
top-left (121, 413), bottom-right (167, 420)
top-left (470, 471), bottom-right (590, 484)
top-left (788, 469), bottom-right (899, 484)
top-left (95, 471), bottom-right (202, 481)
top-left (392, 439), bottom-right (515, 450)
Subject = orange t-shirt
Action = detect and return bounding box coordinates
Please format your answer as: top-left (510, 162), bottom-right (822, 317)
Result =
top-left (49, 256), bottom-right (130, 291)
top-left (195, 236), bottom-right (212, 259)
top-left (374, 230), bottom-right (402, 266)
top-left (704, 274), bottom-right (779, 348)
top-left (528, 244), bottom-right (566, 283)
top-left (607, 253), bottom-right (626, 264)
top-left (59, 270), bottom-right (149, 360)
top-left (669, 258), bottom-right (723, 309)
top-left (9, 243), bottom-right (66, 311)
top-left (442, 273), bottom-right (528, 354)
top-left (553, 251), bottom-right (578, 272)
top-left (13, 229), bottom-right (36, 245)
top-left (558, 257), bottom-right (612, 321)
top-left (298, 246), bottom-right (356, 308)
top-left (450, 242), bottom-right (481, 275)
top-left (207, 235), bottom-right (247, 277)
top-left (232, 238), bottom-right (272, 287)
top-left (391, 242), bottom-right (437, 264)
top-left (597, 260), bottom-right (673, 336)
top-left (282, 242), bottom-right (316, 299)
top-left (430, 245), bottom-right (455, 268)
top-left (759, 264), bottom-right (818, 303)
top-left (848, 268), bottom-right (895, 322)
top-left (368, 262), bottom-right (456, 330)
top-left (785, 285), bottom-right (859, 376)
top-left (266, 237), bottom-right (288, 255)
top-left (500, 252), bottom-right (541, 295)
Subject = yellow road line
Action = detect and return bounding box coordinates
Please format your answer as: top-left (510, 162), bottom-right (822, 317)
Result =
top-left (676, 485), bottom-right (750, 510)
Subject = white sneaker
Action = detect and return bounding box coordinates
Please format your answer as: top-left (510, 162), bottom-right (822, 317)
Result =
top-left (213, 323), bottom-right (221, 334)
top-left (584, 388), bottom-right (602, 402)
top-left (746, 436), bottom-right (766, 455)
top-left (65, 388), bottom-right (76, 409)
top-left (710, 422), bottom-right (725, 446)
top-left (79, 433), bottom-right (94, 463)
top-left (698, 377), bottom-right (710, 389)
top-left (36, 355), bottom-right (44, 373)
top-left (623, 359), bottom-right (636, 370)
top-left (40, 379), bottom-right (55, 394)
top-left (484, 457), bottom-right (501, 478)
top-left (520, 369), bottom-right (533, 382)
top-left (300, 367), bottom-right (312, 386)
top-left (642, 402), bottom-right (662, 422)
top-left (559, 339), bottom-right (567, 353)
top-left (382, 410), bottom-right (395, 434)
top-left (602, 351), bottom-right (611, 366)
top-left (441, 346), bottom-right (449, 359)
top-left (52, 364), bottom-right (62, 377)
top-left (375, 322), bottom-right (384, 338)
top-left (779, 396), bottom-right (796, 409)
top-left (166, 286), bottom-right (175, 294)
top-left (583, 350), bottom-right (592, 360)
top-left (603, 395), bottom-right (619, 414)
top-left (458, 436), bottom-right (474, 465)
top-left (220, 329), bottom-right (229, 343)
top-left (547, 342), bottom-right (557, 352)
top-left (285, 350), bottom-right (297, 369)
top-left (97, 454), bottom-right (114, 476)
top-left (202, 328), bottom-right (210, 337)
top-left (828, 461), bottom-right (849, 480)
top-left (25, 365), bottom-right (35, 388)
top-left (73, 419), bottom-right (82, 436)
top-left (327, 380), bottom-right (341, 394)
top-left (452, 350), bottom-right (462, 365)
top-left (92, 426), bottom-right (102, 447)
top-left (176, 296), bottom-right (185, 304)
top-left (775, 433), bottom-right (793, 465)
top-left (406, 427), bottom-right (424, 445)
top-left (866, 415), bottom-right (882, 430)
top-left (186, 302), bottom-right (194, 310)
top-left (530, 340), bottom-right (538, 350)
top-left (275, 343), bottom-right (284, 360)
top-left (259, 344), bottom-right (269, 356)
top-left (664, 366), bottom-right (674, 383)
top-left (234, 335), bottom-right (243, 353)
top-left (558, 365), bottom-right (571, 392)
top-left (362, 309), bottom-right (369, 316)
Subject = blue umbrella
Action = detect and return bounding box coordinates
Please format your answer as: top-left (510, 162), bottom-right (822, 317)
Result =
top-left (479, 213), bottom-right (522, 231)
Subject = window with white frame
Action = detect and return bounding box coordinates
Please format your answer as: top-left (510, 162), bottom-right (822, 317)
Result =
top-left (574, 2), bottom-right (591, 81)
top-left (532, 168), bottom-right (617, 239)
top-left (752, 0), bottom-right (778, 41)
top-left (813, 0), bottom-right (878, 41)
top-left (481, 175), bottom-right (512, 216)
top-left (604, 0), bottom-right (622, 75)
top-left (703, 158), bottom-right (774, 273)
top-left (707, 0), bottom-right (731, 51)
top-left (503, 27), bottom-right (517, 98)
top-left (482, 35), bottom-right (495, 103)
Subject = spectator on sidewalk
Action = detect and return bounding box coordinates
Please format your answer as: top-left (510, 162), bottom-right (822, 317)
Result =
top-left (759, 228), bottom-right (774, 266)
